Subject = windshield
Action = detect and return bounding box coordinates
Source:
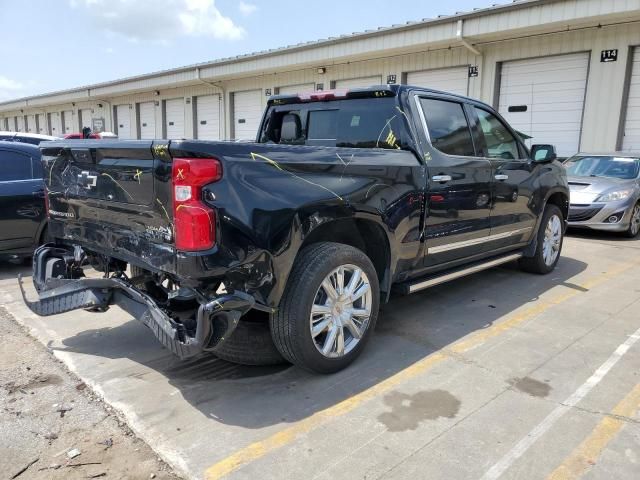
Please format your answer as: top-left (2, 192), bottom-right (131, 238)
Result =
top-left (564, 156), bottom-right (640, 180)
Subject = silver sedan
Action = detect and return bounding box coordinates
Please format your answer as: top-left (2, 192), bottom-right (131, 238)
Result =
top-left (565, 153), bottom-right (640, 237)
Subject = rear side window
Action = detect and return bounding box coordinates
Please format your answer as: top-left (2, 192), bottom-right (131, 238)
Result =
top-left (0, 150), bottom-right (33, 181)
top-left (260, 98), bottom-right (411, 150)
top-left (420, 98), bottom-right (475, 157)
top-left (474, 107), bottom-right (522, 160)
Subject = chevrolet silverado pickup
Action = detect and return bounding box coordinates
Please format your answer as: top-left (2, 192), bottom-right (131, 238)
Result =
top-left (20, 85), bottom-right (569, 374)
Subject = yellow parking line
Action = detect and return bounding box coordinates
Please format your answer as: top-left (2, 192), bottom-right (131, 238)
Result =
top-left (546, 382), bottom-right (640, 480)
top-left (205, 260), bottom-right (638, 480)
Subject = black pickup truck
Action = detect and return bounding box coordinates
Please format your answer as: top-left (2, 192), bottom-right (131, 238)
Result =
top-left (21, 85), bottom-right (569, 373)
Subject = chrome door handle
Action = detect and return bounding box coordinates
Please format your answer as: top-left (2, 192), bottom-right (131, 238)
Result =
top-left (494, 174), bottom-right (509, 181)
top-left (432, 175), bottom-right (452, 183)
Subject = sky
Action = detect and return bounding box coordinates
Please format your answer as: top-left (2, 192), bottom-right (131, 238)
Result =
top-left (0, 0), bottom-right (510, 101)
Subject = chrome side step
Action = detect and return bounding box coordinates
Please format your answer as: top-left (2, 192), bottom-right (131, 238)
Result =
top-left (401, 253), bottom-right (523, 294)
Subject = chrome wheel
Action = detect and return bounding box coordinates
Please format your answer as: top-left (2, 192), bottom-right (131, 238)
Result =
top-left (310, 264), bottom-right (373, 358)
top-left (542, 214), bottom-right (562, 266)
top-left (630, 204), bottom-right (640, 236)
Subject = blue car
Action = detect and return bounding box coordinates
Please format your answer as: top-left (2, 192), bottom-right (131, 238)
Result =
top-left (0, 141), bottom-right (48, 261)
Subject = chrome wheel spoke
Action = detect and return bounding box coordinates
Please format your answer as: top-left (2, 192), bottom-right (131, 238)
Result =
top-left (311, 304), bottom-right (332, 315)
top-left (335, 327), bottom-right (345, 356)
top-left (321, 277), bottom-right (339, 301)
top-left (344, 317), bottom-right (362, 339)
top-left (335, 266), bottom-right (345, 295)
top-left (352, 283), bottom-right (370, 302)
top-left (312, 317), bottom-right (331, 338)
top-left (322, 326), bottom-right (338, 355)
top-left (345, 268), bottom-right (362, 295)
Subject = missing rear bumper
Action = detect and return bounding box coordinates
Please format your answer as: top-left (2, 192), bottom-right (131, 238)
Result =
top-left (18, 274), bottom-right (254, 360)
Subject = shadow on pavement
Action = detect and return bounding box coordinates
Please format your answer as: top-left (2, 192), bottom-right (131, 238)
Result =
top-left (52, 256), bottom-right (587, 429)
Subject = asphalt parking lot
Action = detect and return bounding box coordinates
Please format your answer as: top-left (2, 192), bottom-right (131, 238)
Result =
top-left (1, 230), bottom-right (639, 480)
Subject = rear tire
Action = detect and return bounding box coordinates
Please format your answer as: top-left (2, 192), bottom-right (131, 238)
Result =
top-left (131, 265), bottom-right (285, 366)
top-left (624, 202), bottom-right (640, 238)
top-left (271, 242), bottom-right (379, 374)
top-left (519, 204), bottom-right (564, 274)
top-left (213, 311), bottom-right (285, 366)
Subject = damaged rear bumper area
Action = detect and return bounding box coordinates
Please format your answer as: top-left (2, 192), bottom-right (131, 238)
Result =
top-left (19, 246), bottom-right (254, 359)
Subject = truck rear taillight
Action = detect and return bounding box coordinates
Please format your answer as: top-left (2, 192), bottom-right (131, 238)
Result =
top-left (172, 157), bottom-right (222, 251)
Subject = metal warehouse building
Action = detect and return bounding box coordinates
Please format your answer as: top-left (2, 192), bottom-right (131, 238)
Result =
top-left (1, 0), bottom-right (640, 157)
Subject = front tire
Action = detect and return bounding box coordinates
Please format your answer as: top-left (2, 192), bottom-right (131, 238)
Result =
top-left (624, 202), bottom-right (640, 238)
top-left (519, 204), bottom-right (564, 274)
top-left (271, 242), bottom-right (380, 374)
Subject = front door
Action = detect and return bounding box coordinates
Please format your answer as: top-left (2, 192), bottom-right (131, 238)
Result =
top-left (0, 149), bottom-right (44, 252)
top-left (415, 96), bottom-right (493, 267)
top-left (469, 105), bottom-right (537, 249)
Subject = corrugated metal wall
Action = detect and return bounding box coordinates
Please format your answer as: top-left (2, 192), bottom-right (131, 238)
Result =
top-left (2, 16), bottom-right (640, 152)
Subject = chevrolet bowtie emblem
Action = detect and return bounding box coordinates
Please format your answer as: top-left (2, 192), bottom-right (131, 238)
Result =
top-left (78, 171), bottom-right (98, 189)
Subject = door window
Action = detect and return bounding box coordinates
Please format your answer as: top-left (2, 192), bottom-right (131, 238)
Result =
top-left (419, 98), bottom-right (475, 157)
top-left (0, 150), bottom-right (32, 181)
top-left (474, 107), bottom-right (522, 160)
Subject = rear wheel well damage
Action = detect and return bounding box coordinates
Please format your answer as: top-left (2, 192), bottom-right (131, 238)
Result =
top-left (300, 218), bottom-right (391, 300)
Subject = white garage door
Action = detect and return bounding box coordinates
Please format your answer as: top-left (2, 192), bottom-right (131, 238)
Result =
top-left (277, 83), bottom-right (315, 95)
top-left (26, 115), bottom-right (36, 133)
top-left (62, 110), bottom-right (74, 134)
top-left (334, 76), bottom-right (382, 89)
top-left (16, 116), bottom-right (24, 132)
top-left (406, 66), bottom-right (469, 96)
top-left (498, 52), bottom-right (589, 158)
top-left (196, 95), bottom-right (221, 141)
top-left (115, 104), bottom-right (132, 139)
top-left (37, 114), bottom-right (46, 134)
top-left (622, 47), bottom-right (640, 152)
top-left (139, 102), bottom-right (156, 139)
top-left (49, 113), bottom-right (62, 136)
top-left (80, 108), bottom-right (92, 131)
top-left (233, 90), bottom-right (262, 141)
top-left (165, 98), bottom-right (185, 139)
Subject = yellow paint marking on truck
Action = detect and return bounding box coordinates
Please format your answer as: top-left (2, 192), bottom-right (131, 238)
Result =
top-left (546, 382), bottom-right (640, 480)
top-left (204, 261), bottom-right (638, 480)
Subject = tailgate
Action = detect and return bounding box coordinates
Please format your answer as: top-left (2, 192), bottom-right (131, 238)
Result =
top-left (41, 140), bottom-right (175, 271)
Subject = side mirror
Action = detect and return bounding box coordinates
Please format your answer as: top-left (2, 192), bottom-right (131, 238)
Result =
top-left (531, 144), bottom-right (557, 163)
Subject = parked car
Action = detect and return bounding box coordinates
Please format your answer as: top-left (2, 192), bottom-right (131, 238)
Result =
top-left (565, 153), bottom-right (640, 237)
top-left (20, 85), bottom-right (568, 374)
top-left (0, 131), bottom-right (60, 145)
top-left (63, 132), bottom-right (101, 139)
top-left (0, 141), bottom-right (47, 262)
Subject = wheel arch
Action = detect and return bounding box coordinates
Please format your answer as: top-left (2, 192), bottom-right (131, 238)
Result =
top-left (298, 217), bottom-right (393, 302)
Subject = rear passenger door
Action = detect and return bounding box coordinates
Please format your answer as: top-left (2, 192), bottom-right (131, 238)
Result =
top-left (469, 106), bottom-right (536, 249)
top-left (415, 96), bottom-right (493, 267)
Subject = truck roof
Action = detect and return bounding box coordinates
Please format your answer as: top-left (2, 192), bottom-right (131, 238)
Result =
top-left (267, 83), bottom-right (484, 107)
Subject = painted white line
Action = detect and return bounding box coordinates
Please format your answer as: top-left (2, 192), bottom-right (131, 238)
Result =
top-left (480, 325), bottom-right (640, 480)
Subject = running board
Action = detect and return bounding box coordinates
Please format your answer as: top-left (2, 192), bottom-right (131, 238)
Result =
top-left (398, 253), bottom-right (523, 294)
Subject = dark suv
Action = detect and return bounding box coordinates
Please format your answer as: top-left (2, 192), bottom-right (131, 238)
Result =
top-left (0, 141), bottom-right (48, 261)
